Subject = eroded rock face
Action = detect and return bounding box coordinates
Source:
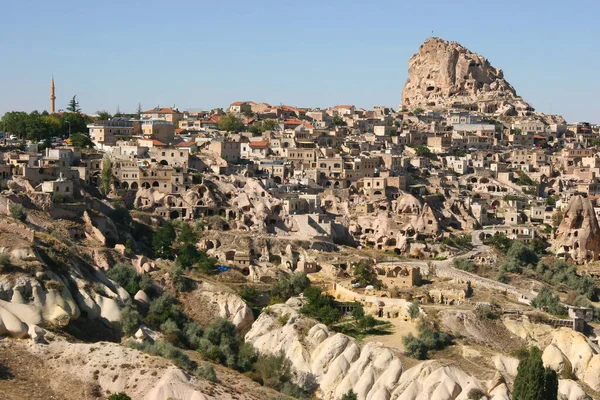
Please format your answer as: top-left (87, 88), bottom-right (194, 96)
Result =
top-left (542, 328), bottom-right (600, 392)
top-left (245, 301), bottom-right (498, 400)
top-left (552, 195), bottom-right (600, 263)
top-left (400, 37), bottom-right (532, 116)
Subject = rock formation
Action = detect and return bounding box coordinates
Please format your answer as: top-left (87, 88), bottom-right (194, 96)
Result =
top-left (552, 195), bottom-right (600, 263)
top-left (246, 300), bottom-right (507, 400)
top-left (400, 37), bottom-right (565, 123)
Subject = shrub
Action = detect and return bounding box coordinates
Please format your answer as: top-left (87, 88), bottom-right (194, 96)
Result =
top-left (107, 393), bottom-right (132, 400)
top-left (197, 362), bottom-right (219, 383)
top-left (253, 351), bottom-right (300, 394)
top-left (129, 340), bottom-right (196, 372)
top-left (511, 347), bottom-right (531, 360)
top-left (402, 322), bottom-right (452, 360)
top-left (106, 263), bottom-right (140, 296)
top-left (198, 318), bottom-right (255, 371)
top-left (9, 203), bottom-right (26, 221)
top-left (270, 272), bottom-right (311, 302)
top-left (0, 254), bottom-right (11, 272)
top-left (52, 194), bottom-right (66, 204)
top-left (408, 300), bottom-right (420, 319)
top-left (341, 390), bottom-right (358, 400)
top-left (466, 388), bottom-right (486, 400)
top-left (531, 287), bottom-right (567, 316)
top-left (453, 259), bottom-right (478, 273)
top-left (170, 263), bottom-right (191, 292)
top-left (182, 321), bottom-right (203, 349)
top-left (145, 293), bottom-right (184, 328)
top-left (120, 304), bottom-right (141, 336)
top-left (277, 314), bottom-right (290, 326)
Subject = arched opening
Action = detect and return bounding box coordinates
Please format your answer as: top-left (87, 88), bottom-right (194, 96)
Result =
top-left (121, 181), bottom-right (129, 189)
top-left (169, 210), bottom-right (180, 219)
top-left (159, 160), bottom-right (169, 166)
top-left (142, 182), bottom-right (150, 189)
top-left (152, 181), bottom-right (159, 187)
top-left (273, 176), bottom-right (282, 184)
top-left (131, 182), bottom-right (138, 190)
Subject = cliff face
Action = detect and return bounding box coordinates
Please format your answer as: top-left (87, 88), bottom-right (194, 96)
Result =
top-left (552, 195), bottom-right (600, 263)
top-left (401, 37), bottom-right (535, 117)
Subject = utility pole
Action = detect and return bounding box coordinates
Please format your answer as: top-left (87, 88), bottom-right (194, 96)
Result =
top-left (65, 121), bottom-right (71, 137)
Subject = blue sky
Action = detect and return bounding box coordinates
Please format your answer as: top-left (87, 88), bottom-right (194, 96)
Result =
top-left (0, 0), bottom-right (598, 123)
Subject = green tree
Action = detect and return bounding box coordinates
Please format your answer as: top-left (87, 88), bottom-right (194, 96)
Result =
top-left (341, 390), bottom-right (358, 400)
top-left (152, 221), bottom-right (176, 259)
top-left (299, 287), bottom-right (341, 325)
top-left (178, 223), bottom-right (198, 245)
top-left (120, 304), bottom-right (141, 336)
top-left (261, 119), bottom-right (279, 132)
top-left (1, 111), bottom-right (28, 138)
top-left (108, 393), bottom-right (132, 400)
top-left (513, 347), bottom-right (558, 400)
top-left (531, 287), bottom-right (567, 316)
top-left (412, 107), bottom-right (425, 115)
top-left (408, 300), bottom-right (420, 319)
top-left (217, 114), bottom-right (244, 132)
top-left (414, 145), bottom-right (433, 158)
top-left (332, 115), bottom-right (345, 126)
top-left (100, 156), bottom-right (113, 195)
top-left (96, 110), bottom-right (112, 121)
top-left (66, 95), bottom-right (80, 113)
top-left (69, 132), bottom-right (94, 148)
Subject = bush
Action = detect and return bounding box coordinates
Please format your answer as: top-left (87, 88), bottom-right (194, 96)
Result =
top-left (253, 351), bottom-right (305, 397)
top-left (9, 203), bottom-right (26, 221)
top-left (107, 393), bottom-right (132, 400)
top-left (197, 362), bottom-right (219, 383)
top-left (270, 272), bottom-right (311, 302)
top-left (341, 390), bottom-right (358, 400)
top-left (453, 259), bottom-right (478, 273)
top-left (0, 254), bottom-right (11, 272)
top-left (129, 340), bottom-right (197, 372)
top-left (145, 293), bottom-right (184, 328)
top-left (106, 263), bottom-right (140, 296)
top-left (170, 263), bottom-right (191, 292)
top-left (466, 388), bottom-right (486, 400)
top-left (120, 304), bottom-right (141, 336)
top-left (408, 300), bottom-right (420, 319)
top-left (277, 314), bottom-right (290, 326)
top-left (198, 318), bottom-right (256, 371)
top-left (531, 287), bottom-right (567, 316)
top-left (182, 320), bottom-right (203, 349)
top-left (402, 322), bottom-right (452, 360)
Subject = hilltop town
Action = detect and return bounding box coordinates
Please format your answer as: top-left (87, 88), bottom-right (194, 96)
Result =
top-left (0, 37), bottom-right (599, 400)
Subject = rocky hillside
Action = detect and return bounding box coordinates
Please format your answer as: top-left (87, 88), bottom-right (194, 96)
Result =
top-left (400, 37), bottom-right (565, 123)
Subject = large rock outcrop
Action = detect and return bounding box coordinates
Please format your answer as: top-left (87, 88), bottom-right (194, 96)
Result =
top-left (401, 37), bottom-right (533, 116)
top-left (552, 195), bottom-right (600, 263)
top-left (245, 300), bottom-right (503, 400)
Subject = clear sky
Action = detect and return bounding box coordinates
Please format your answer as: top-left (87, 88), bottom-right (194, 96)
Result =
top-left (1, 0), bottom-right (598, 123)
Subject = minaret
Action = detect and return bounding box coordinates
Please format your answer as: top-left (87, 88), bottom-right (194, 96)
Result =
top-left (50, 76), bottom-right (56, 114)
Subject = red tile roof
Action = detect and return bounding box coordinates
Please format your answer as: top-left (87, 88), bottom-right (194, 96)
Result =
top-left (249, 141), bottom-right (269, 148)
top-left (283, 119), bottom-right (303, 125)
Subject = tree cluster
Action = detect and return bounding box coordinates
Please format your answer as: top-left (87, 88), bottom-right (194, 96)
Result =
top-left (1, 110), bottom-right (92, 141)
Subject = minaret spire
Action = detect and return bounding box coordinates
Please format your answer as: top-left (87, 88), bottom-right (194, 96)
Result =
top-left (50, 76), bottom-right (56, 114)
